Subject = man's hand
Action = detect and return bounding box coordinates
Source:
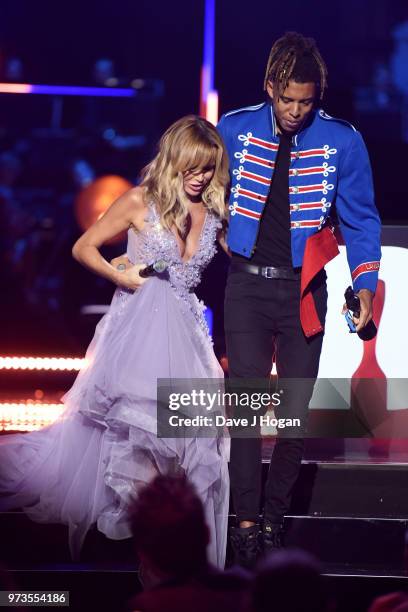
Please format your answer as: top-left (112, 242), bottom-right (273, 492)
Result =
top-left (354, 289), bottom-right (374, 332)
top-left (341, 288), bottom-right (374, 332)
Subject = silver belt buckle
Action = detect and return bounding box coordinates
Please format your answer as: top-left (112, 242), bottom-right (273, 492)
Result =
top-left (262, 267), bottom-right (275, 279)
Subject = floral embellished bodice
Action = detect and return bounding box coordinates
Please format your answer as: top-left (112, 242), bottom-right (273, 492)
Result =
top-left (122, 202), bottom-right (221, 340)
top-left (127, 202), bottom-right (221, 293)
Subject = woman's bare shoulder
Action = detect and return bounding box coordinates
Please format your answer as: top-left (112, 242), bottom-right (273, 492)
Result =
top-left (126, 186), bottom-right (148, 208)
top-left (126, 186), bottom-right (149, 229)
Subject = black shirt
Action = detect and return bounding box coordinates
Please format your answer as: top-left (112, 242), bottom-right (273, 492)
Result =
top-left (232, 131), bottom-right (292, 267)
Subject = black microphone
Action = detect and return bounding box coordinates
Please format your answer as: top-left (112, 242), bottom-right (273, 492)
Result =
top-left (344, 286), bottom-right (377, 341)
top-left (139, 259), bottom-right (168, 278)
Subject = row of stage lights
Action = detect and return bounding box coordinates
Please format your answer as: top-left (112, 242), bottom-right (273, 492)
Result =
top-left (0, 354), bottom-right (279, 435)
top-left (0, 356), bottom-right (84, 371)
top-left (0, 402), bottom-right (64, 432)
top-left (0, 355), bottom-right (80, 431)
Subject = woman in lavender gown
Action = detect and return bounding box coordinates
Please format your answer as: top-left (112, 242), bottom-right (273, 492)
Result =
top-left (0, 116), bottom-right (230, 568)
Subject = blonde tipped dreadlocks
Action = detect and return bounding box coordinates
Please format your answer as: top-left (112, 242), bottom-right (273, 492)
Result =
top-left (263, 32), bottom-right (328, 100)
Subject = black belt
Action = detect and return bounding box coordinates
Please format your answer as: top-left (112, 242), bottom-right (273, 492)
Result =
top-left (230, 261), bottom-right (301, 280)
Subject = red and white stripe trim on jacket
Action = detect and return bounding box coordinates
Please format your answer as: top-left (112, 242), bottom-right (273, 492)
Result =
top-left (290, 145), bottom-right (337, 160)
top-left (247, 136), bottom-right (279, 151)
top-left (290, 201), bottom-right (331, 213)
top-left (230, 204), bottom-right (262, 220)
top-left (234, 168), bottom-right (271, 186)
top-left (289, 181), bottom-right (334, 195)
top-left (235, 150), bottom-right (275, 169)
top-left (351, 261), bottom-right (381, 282)
top-left (291, 219), bottom-right (322, 229)
top-left (289, 164), bottom-right (336, 177)
top-left (238, 133), bottom-right (279, 151)
top-left (233, 187), bottom-right (268, 204)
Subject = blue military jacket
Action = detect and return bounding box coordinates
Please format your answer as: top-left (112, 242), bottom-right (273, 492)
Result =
top-left (217, 102), bottom-right (381, 292)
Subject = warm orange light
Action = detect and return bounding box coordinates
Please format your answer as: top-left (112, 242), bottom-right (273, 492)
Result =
top-left (0, 82), bottom-right (31, 94)
top-left (206, 90), bottom-right (219, 125)
top-left (74, 175), bottom-right (133, 245)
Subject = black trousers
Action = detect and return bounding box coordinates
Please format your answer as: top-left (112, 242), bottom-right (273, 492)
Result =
top-left (224, 269), bottom-right (327, 524)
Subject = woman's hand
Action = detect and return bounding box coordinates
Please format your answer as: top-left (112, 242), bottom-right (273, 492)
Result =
top-left (116, 263), bottom-right (149, 291)
top-left (110, 254), bottom-right (132, 271)
top-left (111, 255), bottom-right (149, 290)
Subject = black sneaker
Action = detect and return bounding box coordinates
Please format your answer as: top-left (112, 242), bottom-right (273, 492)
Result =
top-left (262, 519), bottom-right (284, 554)
top-left (230, 524), bottom-right (262, 569)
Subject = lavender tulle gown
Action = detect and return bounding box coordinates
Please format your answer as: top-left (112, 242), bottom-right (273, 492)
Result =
top-left (0, 203), bottom-right (230, 568)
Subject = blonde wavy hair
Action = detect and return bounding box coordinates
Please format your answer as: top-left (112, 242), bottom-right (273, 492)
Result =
top-left (140, 115), bottom-right (229, 233)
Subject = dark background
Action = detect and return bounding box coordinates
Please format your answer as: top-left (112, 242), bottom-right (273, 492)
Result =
top-left (0, 0), bottom-right (407, 356)
top-left (0, 0), bottom-right (406, 121)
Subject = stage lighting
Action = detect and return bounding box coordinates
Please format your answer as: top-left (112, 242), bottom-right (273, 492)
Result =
top-left (74, 175), bottom-right (133, 245)
top-left (0, 401), bottom-right (64, 431)
top-left (0, 356), bottom-right (84, 371)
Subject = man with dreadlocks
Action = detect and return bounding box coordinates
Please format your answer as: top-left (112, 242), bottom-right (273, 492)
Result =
top-left (217, 32), bottom-right (381, 568)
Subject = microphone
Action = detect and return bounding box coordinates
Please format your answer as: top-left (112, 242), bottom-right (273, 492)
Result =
top-left (139, 259), bottom-right (168, 278)
top-left (344, 286), bottom-right (377, 341)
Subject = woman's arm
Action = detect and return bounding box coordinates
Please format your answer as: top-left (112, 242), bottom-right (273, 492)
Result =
top-left (72, 186), bottom-right (148, 290)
